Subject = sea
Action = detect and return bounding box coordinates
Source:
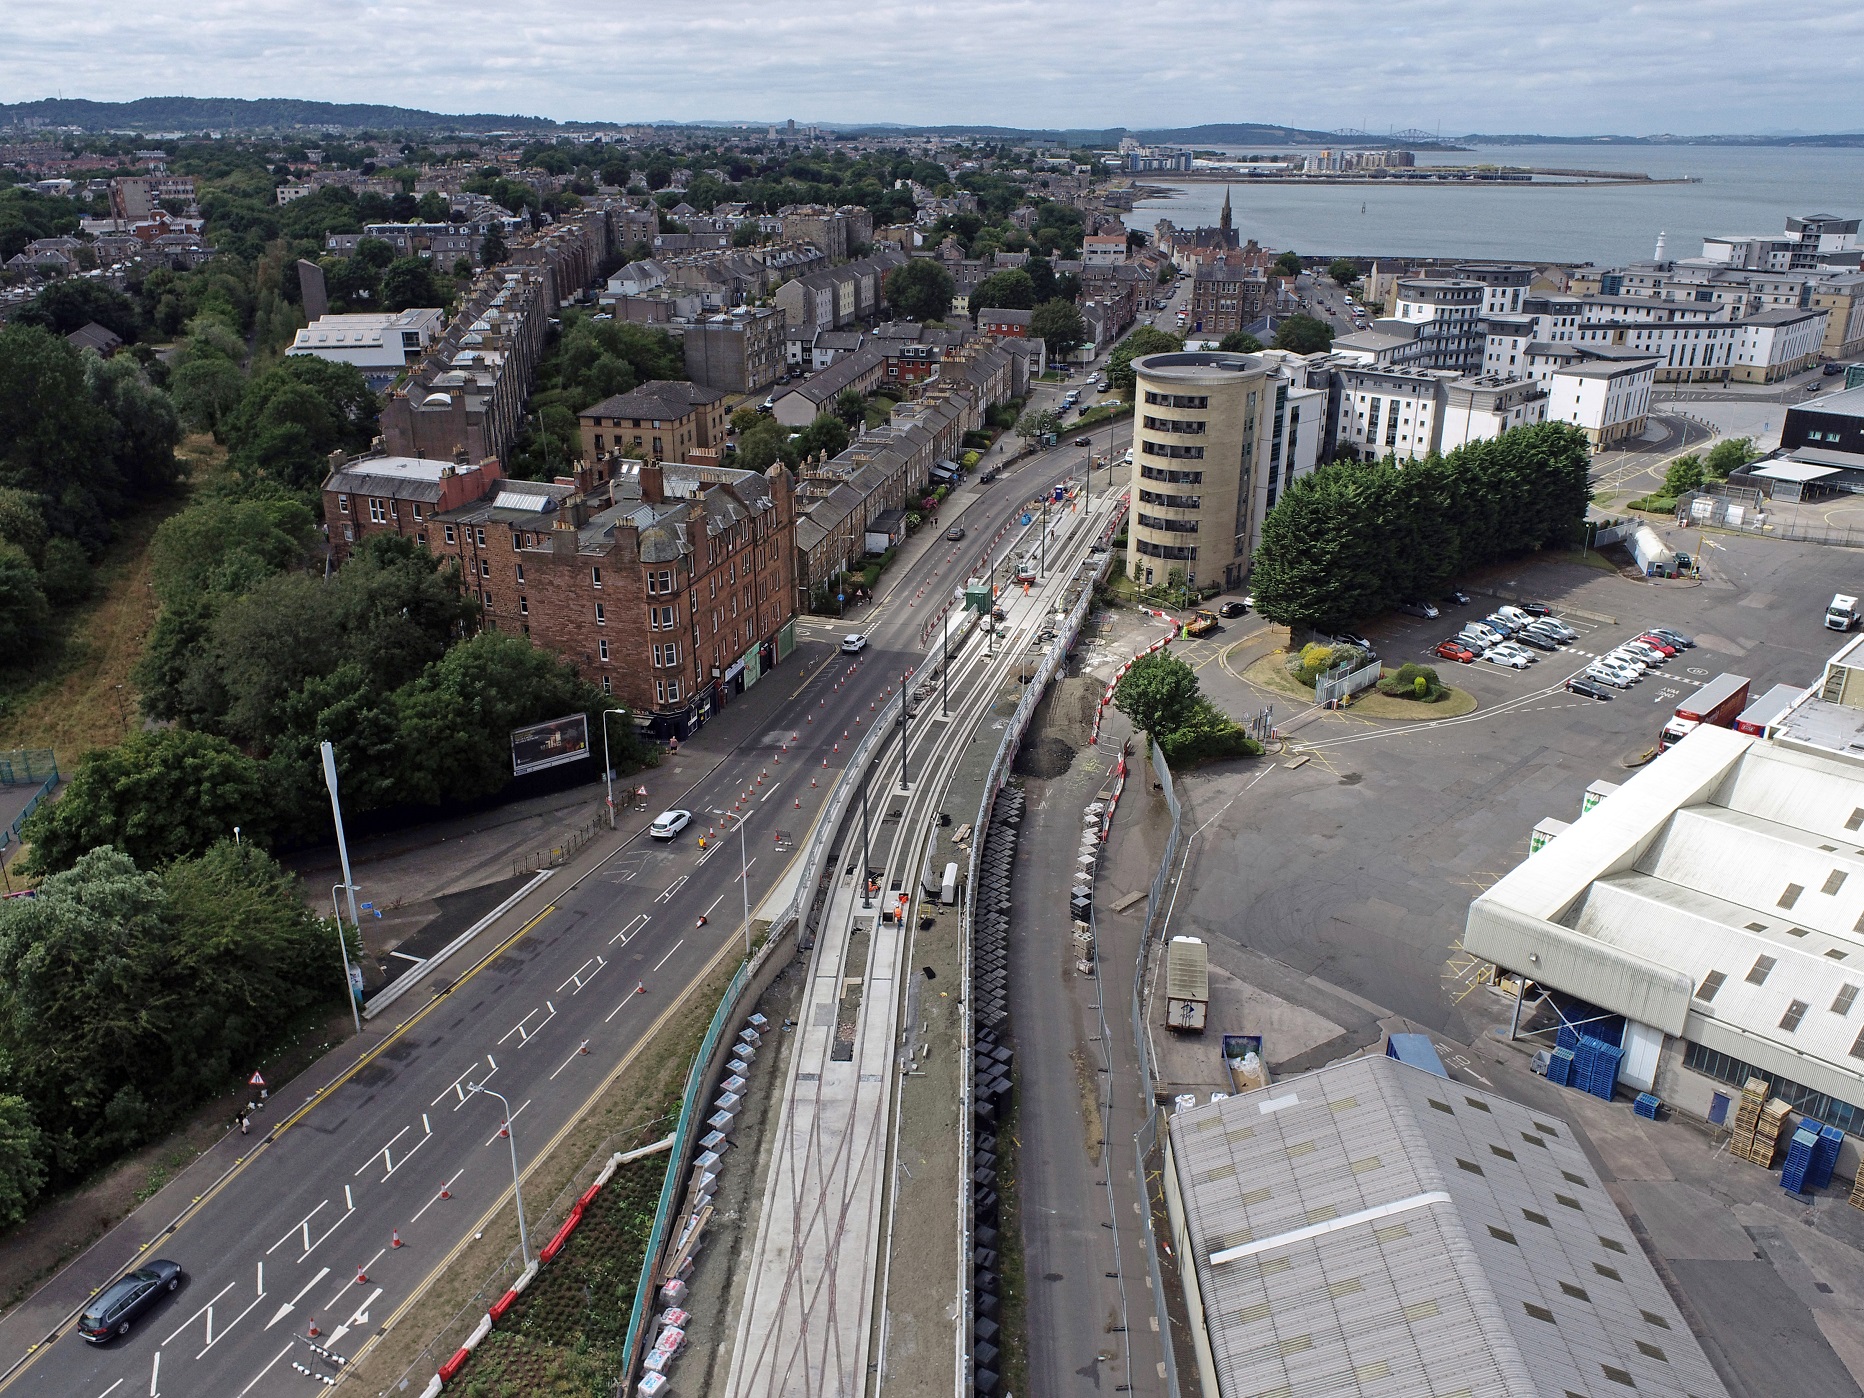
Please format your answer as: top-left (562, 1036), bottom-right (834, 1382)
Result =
top-left (1120, 144), bottom-right (1864, 267)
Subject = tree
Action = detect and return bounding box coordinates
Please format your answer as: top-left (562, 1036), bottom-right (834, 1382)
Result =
top-left (971, 268), bottom-right (1035, 314)
top-left (1014, 408), bottom-right (1059, 441)
top-left (885, 259), bottom-right (954, 322)
top-left (224, 355), bottom-right (378, 492)
top-left (480, 228), bottom-right (509, 267)
top-left (86, 354), bottom-right (182, 499)
top-left (171, 356), bottom-right (248, 437)
top-left (18, 279), bottom-right (142, 343)
top-left (147, 495), bottom-right (315, 608)
top-left (1030, 299), bottom-right (1088, 361)
top-left (1217, 331), bottom-right (1263, 353)
top-left (1273, 314), bottom-right (1334, 355)
top-left (735, 420), bottom-right (787, 472)
top-left (730, 406), bottom-right (763, 435)
top-left (0, 1097), bottom-right (44, 1229)
top-left (1326, 258), bottom-right (1362, 286)
top-left (1662, 453), bottom-right (1706, 497)
top-left (1113, 652), bottom-right (1202, 739)
top-left (378, 255), bottom-right (450, 312)
top-left (0, 543), bottom-right (50, 656)
top-left (834, 388), bottom-right (866, 427)
top-left (38, 537), bottom-right (93, 605)
top-left (1704, 437), bottom-right (1757, 479)
top-left (1107, 325), bottom-right (1183, 398)
top-left (1273, 250), bottom-right (1304, 278)
top-left (1025, 256), bottom-right (1057, 303)
top-left (0, 326), bottom-right (111, 534)
top-left (21, 729), bottom-right (271, 875)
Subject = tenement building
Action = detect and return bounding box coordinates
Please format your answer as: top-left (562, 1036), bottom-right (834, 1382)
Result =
top-left (1124, 350), bottom-right (1323, 592)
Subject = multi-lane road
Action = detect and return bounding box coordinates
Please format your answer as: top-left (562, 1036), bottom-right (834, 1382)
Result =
top-left (0, 395), bottom-right (1130, 1398)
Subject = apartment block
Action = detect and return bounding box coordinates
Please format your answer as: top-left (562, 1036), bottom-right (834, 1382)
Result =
top-left (682, 306), bottom-right (784, 394)
top-left (579, 381), bottom-right (729, 464)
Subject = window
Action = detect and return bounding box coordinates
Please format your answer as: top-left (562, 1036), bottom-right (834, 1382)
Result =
top-left (1522, 1209), bottom-right (1551, 1228)
top-left (1555, 1193), bottom-right (1583, 1211)
top-left (515, 563), bottom-right (525, 583)
top-left (411, 503), bottom-right (423, 521)
top-left (655, 680), bottom-right (665, 703)
top-left (1746, 955), bottom-right (1776, 985)
top-left (668, 680), bottom-right (679, 702)
top-left (599, 639), bottom-right (610, 662)
top-left (601, 674), bottom-right (611, 694)
top-left (475, 527), bottom-right (487, 547)
top-left (660, 605), bottom-right (675, 629)
top-left (1427, 1098), bottom-right (1453, 1115)
top-left (483, 592), bottom-right (493, 610)
top-left (1559, 1281), bottom-right (1590, 1302)
top-left (518, 596), bottom-right (528, 617)
top-left (1824, 870), bottom-right (1848, 896)
top-left (1781, 1000), bottom-right (1809, 1032)
top-left (1489, 1145), bottom-right (1515, 1161)
top-left (1141, 440), bottom-right (1205, 460)
top-left (1640, 1310), bottom-right (1671, 1330)
top-left (341, 524), bottom-right (353, 541)
top-left (478, 559), bottom-right (491, 578)
top-left (1695, 971), bottom-right (1726, 1002)
top-left (337, 494), bottom-right (349, 514)
top-left (445, 525), bottom-right (457, 544)
top-left (1599, 1235), bottom-right (1627, 1254)
top-left (1455, 1159), bottom-right (1484, 1176)
top-left (595, 602), bottom-right (607, 625)
top-left (1778, 883), bottom-right (1803, 909)
top-left (1142, 416), bottom-right (1206, 434)
top-left (1834, 984), bottom-right (1859, 1017)
top-left (369, 498), bottom-right (387, 523)
top-left (1487, 1225), bottom-right (1517, 1244)
top-left (1601, 1365), bottom-right (1636, 1388)
top-left (1523, 1302), bottom-right (1556, 1324)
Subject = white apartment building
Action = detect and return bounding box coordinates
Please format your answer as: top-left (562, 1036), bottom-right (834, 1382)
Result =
top-left (1438, 374), bottom-right (1552, 452)
top-left (1730, 306), bottom-right (1830, 383)
top-left (1332, 365), bottom-right (1552, 461)
top-left (1701, 214), bottom-right (1859, 272)
top-left (289, 309), bottom-right (448, 377)
top-left (1543, 357), bottom-right (1658, 447)
top-left (1081, 234), bottom-right (1128, 267)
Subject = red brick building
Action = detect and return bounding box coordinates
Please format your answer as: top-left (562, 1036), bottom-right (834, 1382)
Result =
top-left (430, 459), bottom-right (796, 739)
top-left (322, 452), bottom-right (507, 562)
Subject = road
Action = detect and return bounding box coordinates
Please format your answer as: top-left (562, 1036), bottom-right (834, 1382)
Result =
top-left (0, 389), bottom-right (1125, 1398)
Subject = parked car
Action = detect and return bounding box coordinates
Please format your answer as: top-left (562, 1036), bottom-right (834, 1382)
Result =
top-left (1482, 614), bottom-right (1520, 637)
top-left (1462, 622), bottom-right (1504, 647)
top-left (1620, 640), bottom-right (1667, 666)
top-left (1484, 648), bottom-right (1531, 670)
top-left (1532, 618), bottom-right (1577, 642)
top-left (946, 525), bottom-right (966, 541)
top-left (78, 1260), bottom-right (184, 1343)
top-left (1397, 600), bottom-right (1440, 619)
top-left (1523, 622), bottom-right (1571, 646)
top-left (1495, 605), bottom-right (1534, 627)
top-left (1440, 590), bottom-right (1471, 607)
top-left (1647, 626), bottom-right (1695, 649)
top-left (1515, 631), bottom-right (1558, 652)
top-left (1634, 633), bottom-right (1678, 657)
top-left (1518, 601), bottom-right (1554, 616)
top-left (1491, 641), bottom-right (1538, 665)
top-left (1337, 631), bottom-right (1377, 654)
top-left (1435, 640), bottom-right (1477, 664)
top-left (1598, 655), bottom-right (1645, 681)
top-left (1825, 361), bottom-right (1848, 376)
top-left (1587, 662), bottom-right (1636, 689)
top-left (1566, 677), bottom-right (1615, 701)
top-left (840, 632), bottom-right (869, 653)
top-left (649, 810), bottom-right (693, 841)
top-left (1217, 600), bottom-right (1248, 618)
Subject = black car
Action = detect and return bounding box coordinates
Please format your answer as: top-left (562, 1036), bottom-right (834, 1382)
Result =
top-left (1441, 590), bottom-right (1470, 607)
top-left (1217, 600), bottom-right (1248, 618)
top-left (1647, 627), bottom-right (1695, 649)
top-left (1565, 678), bottom-right (1614, 702)
top-left (78, 1259), bottom-right (183, 1342)
top-left (1515, 632), bottom-right (1558, 652)
top-left (1519, 601), bottom-right (1553, 616)
top-left (1824, 362), bottom-right (1847, 376)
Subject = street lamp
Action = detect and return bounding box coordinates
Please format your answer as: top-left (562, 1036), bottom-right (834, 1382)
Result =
top-left (328, 883), bottom-right (363, 1035)
top-left (600, 706), bottom-right (631, 829)
top-left (709, 807), bottom-right (755, 959)
top-left (320, 741), bottom-right (365, 1035)
top-left (468, 1082), bottom-right (530, 1267)
top-left (899, 668), bottom-right (911, 792)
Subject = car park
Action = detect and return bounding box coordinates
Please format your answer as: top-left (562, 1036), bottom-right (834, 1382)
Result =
top-left (1620, 640), bottom-right (1667, 665)
top-left (1566, 677), bottom-right (1614, 701)
top-left (1484, 648), bottom-right (1530, 670)
top-left (946, 525), bottom-right (966, 541)
top-left (1491, 641), bottom-right (1538, 664)
top-left (1435, 640), bottom-right (1477, 663)
top-left (649, 810), bottom-right (693, 841)
top-left (1633, 633), bottom-right (1677, 657)
top-left (1647, 626), bottom-right (1694, 649)
top-left (840, 633), bottom-right (869, 653)
top-left (1533, 618), bottom-right (1577, 642)
top-left (79, 1260), bottom-right (183, 1342)
top-left (1514, 631), bottom-right (1558, 652)
top-left (1397, 599), bottom-right (1440, 619)
top-left (1456, 630), bottom-right (1493, 653)
top-left (1217, 600), bottom-right (1248, 618)
top-left (1598, 655), bottom-right (1645, 680)
top-left (1462, 622), bottom-right (1504, 646)
top-left (1522, 622), bottom-right (1570, 646)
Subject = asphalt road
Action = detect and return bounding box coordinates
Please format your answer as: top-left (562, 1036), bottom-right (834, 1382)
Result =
top-left (0, 400), bottom-right (1124, 1398)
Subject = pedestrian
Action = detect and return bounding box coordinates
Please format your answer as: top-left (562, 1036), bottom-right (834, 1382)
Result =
top-left (246, 1099), bottom-right (258, 1117)
top-left (240, 1114), bottom-right (250, 1135)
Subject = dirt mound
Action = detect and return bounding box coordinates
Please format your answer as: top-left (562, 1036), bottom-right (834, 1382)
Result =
top-left (1013, 735), bottom-right (1076, 779)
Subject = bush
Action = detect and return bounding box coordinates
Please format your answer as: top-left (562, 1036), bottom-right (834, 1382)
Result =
top-left (1160, 699), bottom-right (1262, 766)
top-left (1376, 661), bottom-right (1448, 701)
top-left (1290, 643), bottom-right (1364, 686)
top-left (1627, 494), bottom-right (1679, 514)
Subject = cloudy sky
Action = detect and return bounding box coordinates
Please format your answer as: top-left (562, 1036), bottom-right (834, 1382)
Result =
top-left (7, 0), bottom-right (1863, 135)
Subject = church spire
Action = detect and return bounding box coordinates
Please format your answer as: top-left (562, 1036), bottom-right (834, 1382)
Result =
top-left (1220, 186), bottom-right (1232, 233)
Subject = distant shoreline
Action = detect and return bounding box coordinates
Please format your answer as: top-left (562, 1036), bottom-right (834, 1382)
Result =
top-left (1135, 168), bottom-right (1695, 189)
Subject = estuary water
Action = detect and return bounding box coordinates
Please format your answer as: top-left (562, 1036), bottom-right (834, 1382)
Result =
top-left (1122, 144), bottom-right (1864, 267)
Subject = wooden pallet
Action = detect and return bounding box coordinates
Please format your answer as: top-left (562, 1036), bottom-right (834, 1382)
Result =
top-left (1850, 1170), bottom-right (1864, 1211)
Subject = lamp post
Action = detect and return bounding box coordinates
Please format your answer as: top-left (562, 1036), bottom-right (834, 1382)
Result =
top-left (600, 706), bottom-right (630, 829)
top-left (468, 1083), bottom-right (530, 1267)
top-left (899, 669), bottom-right (911, 791)
top-left (327, 883), bottom-right (363, 1035)
top-left (861, 778), bottom-right (872, 909)
top-left (710, 807), bottom-right (755, 958)
top-left (320, 741), bottom-right (364, 1035)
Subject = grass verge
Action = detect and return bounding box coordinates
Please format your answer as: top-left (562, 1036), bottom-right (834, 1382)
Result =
top-left (1240, 651), bottom-right (1477, 719)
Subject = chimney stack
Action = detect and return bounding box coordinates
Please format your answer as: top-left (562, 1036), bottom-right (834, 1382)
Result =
top-left (641, 460), bottom-right (665, 504)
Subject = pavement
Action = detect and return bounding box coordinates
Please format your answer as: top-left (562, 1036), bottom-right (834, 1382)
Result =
top-left (0, 421), bottom-right (1122, 1398)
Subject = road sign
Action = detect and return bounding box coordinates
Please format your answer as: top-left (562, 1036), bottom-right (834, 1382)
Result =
top-left (838, 593), bottom-right (845, 602)
top-left (249, 1071), bottom-right (266, 1087)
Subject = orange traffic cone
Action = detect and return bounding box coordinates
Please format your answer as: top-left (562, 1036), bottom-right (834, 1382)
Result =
top-left (392, 1230), bottom-right (404, 1249)
top-left (308, 1317), bottom-right (320, 1338)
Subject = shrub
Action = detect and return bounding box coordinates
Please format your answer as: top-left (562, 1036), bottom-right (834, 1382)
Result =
top-left (1376, 661), bottom-right (1448, 702)
top-left (1291, 643), bottom-right (1363, 686)
top-left (1627, 494), bottom-right (1679, 514)
top-left (1161, 699), bottom-right (1262, 766)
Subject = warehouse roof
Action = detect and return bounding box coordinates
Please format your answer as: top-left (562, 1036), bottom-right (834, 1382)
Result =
top-left (1169, 1055), bottom-right (1726, 1398)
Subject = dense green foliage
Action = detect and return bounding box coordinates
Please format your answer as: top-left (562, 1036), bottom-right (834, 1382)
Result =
top-left (1217, 331), bottom-right (1264, 353)
top-left (1249, 422), bottom-right (1592, 630)
top-left (1106, 325), bottom-right (1184, 398)
top-left (1273, 313), bottom-right (1334, 354)
top-left (1326, 258), bottom-right (1362, 285)
top-left (1030, 299), bottom-right (1088, 360)
top-left (886, 259), bottom-right (954, 322)
top-left (507, 310), bottom-right (685, 477)
top-left (1375, 662), bottom-right (1448, 701)
top-left (971, 267), bottom-right (1035, 313)
top-left (1113, 652), bottom-right (1259, 767)
top-left (0, 844), bottom-right (348, 1189)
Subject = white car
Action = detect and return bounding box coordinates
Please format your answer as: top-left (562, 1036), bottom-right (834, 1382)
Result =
top-left (1456, 630), bottom-right (1493, 654)
top-left (1532, 619), bottom-right (1577, 642)
top-left (1495, 605), bottom-right (1534, 627)
top-left (650, 809), bottom-right (693, 840)
top-left (1464, 622), bottom-right (1505, 647)
top-left (1605, 649), bottom-right (1649, 673)
top-left (1586, 664), bottom-right (1634, 689)
top-left (1594, 657), bottom-right (1642, 684)
top-left (1121, 448), bottom-right (1134, 466)
top-left (1619, 640), bottom-right (1667, 665)
top-left (840, 633), bottom-right (869, 653)
top-left (1484, 648), bottom-right (1531, 670)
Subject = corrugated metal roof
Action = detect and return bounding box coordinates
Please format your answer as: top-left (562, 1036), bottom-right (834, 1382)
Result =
top-left (1170, 1056), bottom-right (1727, 1398)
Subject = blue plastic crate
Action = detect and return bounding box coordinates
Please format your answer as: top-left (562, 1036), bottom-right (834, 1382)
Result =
top-left (1634, 1093), bottom-right (1661, 1119)
top-left (1548, 1047), bottom-right (1575, 1087)
top-left (1810, 1125), bottom-right (1844, 1189)
top-left (1781, 1127), bottom-right (1819, 1193)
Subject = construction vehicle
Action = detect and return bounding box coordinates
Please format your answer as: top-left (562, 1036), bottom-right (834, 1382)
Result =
top-left (1184, 609), bottom-right (1219, 638)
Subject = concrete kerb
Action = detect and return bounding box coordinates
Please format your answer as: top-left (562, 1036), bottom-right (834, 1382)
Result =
top-left (364, 869), bottom-right (555, 1019)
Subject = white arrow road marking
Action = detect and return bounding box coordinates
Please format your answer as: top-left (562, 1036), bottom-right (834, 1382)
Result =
top-left (265, 1265), bottom-right (329, 1330)
top-left (328, 1287), bottom-right (382, 1344)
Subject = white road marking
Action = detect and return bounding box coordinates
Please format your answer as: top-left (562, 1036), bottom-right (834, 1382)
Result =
top-left (610, 913), bottom-right (650, 946)
top-left (700, 894), bottom-right (725, 921)
top-left (657, 876), bottom-right (689, 903)
top-left (382, 1116), bottom-right (433, 1181)
top-left (355, 1125), bottom-right (410, 1176)
top-left (236, 1343), bottom-right (294, 1397)
top-left (759, 779), bottom-right (784, 802)
top-left (432, 1059), bottom-right (486, 1107)
top-left (267, 1201), bottom-right (326, 1256)
top-left (163, 1280), bottom-right (235, 1344)
top-left (557, 955), bottom-right (606, 994)
top-left (651, 940), bottom-right (684, 973)
top-left (300, 1201), bottom-right (355, 1263)
top-left (485, 1099), bottom-right (531, 1148)
top-left (324, 1251), bottom-right (384, 1313)
top-left (265, 1265), bottom-right (330, 1328)
top-left (92, 1380), bottom-right (124, 1398)
top-left (410, 1168), bottom-right (466, 1223)
top-left (327, 1285), bottom-right (383, 1344)
top-left (148, 1351), bottom-right (158, 1397)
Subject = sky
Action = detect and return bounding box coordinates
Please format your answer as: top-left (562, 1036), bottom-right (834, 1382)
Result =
top-left (7, 0), bottom-right (1864, 136)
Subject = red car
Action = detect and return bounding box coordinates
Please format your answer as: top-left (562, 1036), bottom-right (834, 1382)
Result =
top-left (1435, 640), bottom-right (1477, 663)
top-left (1635, 634), bottom-right (1678, 657)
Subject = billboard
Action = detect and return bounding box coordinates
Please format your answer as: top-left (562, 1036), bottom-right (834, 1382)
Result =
top-left (510, 713), bottom-right (591, 776)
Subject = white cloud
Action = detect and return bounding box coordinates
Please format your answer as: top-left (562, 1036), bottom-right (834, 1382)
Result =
top-left (3, 0), bottom-right (1862, 134)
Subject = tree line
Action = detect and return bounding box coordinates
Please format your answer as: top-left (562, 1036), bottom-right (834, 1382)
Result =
top-left (1249, 422), bottom-right (1592, 631)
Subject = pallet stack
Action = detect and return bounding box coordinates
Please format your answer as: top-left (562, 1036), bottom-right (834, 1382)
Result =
top-left (1849, 1166), bottom-right (1864, 1211)
top-left (1730, 1077), bottom-right (1769, 1159)
top-left (1781, 1128), bottom-right (1820, 1194)
top-left (1746, 1098), bottom-right (1794, 1168)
